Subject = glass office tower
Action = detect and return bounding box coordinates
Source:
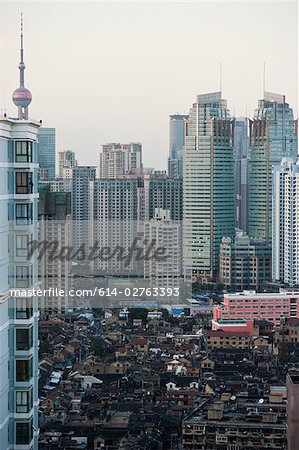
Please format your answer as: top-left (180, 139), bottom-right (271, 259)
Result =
top-left (37, 127), bottom-right (56, 180)
top-left (183, 92), bottom-right (235, 281)
top-left (248, 92), bottom-right (297, 242)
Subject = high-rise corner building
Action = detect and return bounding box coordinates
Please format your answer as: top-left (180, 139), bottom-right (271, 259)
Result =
top-left (99, 142), bottom-right (142, 178)
top-left (272, 158), bottom-right (299, 287)
top-left (37, 127), bottom-right (56, 180)
top-left (183, 92), bottom-right (235, 281)
top-left (168, 114), bottom-right (188, 179)
top-left (248, 92), bottom-right (297, 242)
top-left (0, 16), bottom-right (39, 449)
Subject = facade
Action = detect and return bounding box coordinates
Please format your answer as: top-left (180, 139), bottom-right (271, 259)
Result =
top-left (38, 185), bottom-right (72, 315)
top-left (183, 92), bottom-right (235, 281)
top-left (99, 143), bottom-right (142, 178)
top-left (37, 127), bottom-right (56, 180)
top-left (286, 373), bottom-right (299, 450)
top-left (0, 118), bottom-right (39, 450)
top-left (148, 173), bottom-right (183, 221)
top-left (39, 178), bottom-right (72, 193)
top-left (272, 158), bottom-right (299, 287)
top-left (0, 20), bottom-right (39, 450)
top-left (89, 178), bottom-right (138, 275)
top-left (219, 231), bottom-right (271, 291)
top-left (72, 166), bottom-right (96, 256)
top-left (183, 397), bottom-right (287, 449)
top-left (0, 116), bottom-right (40, 449)
top-left (214, 291), bottom-right (299, 327)
top-left (58, 150), bottom-right (77, 178)
top-left (206, 330), bottom-right (252, 349)
top-left (234, 118), bottom-right (248, 232)
top-left (168, 114), bottom-right (188, 179)
top-left (248, 92), bottom-right (297, 242)
top-left (144, 208), bottom-right (182, 289)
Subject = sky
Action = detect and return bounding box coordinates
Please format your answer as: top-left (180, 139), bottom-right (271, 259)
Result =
top-left (0, 1), bottom-right (298, 170)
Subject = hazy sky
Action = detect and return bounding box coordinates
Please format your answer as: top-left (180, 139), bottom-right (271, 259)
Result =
top-left (0, 1), bottom-right (298, 170)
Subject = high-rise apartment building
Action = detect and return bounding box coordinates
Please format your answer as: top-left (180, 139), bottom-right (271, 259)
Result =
top-left (144, 209), bottom-right (182, 289)
top-left (234, 118), bottom-right (248, 232)
top-left (99, 142), bottom-right (142, 178)
top-left (183, 92), bottom-right (235, 281)
top-left (272, 158), bottom-right (299, 287)
top-left (89, 178), bottom-right (139, 275)
top-left (168, 114), bottom-right (188, 179)
top-left (219, 231), bottom-right (271, 291)
top-left (0, 20), bottom-right (39, 449)
top-left (37, 127), bottom-right (56, 180)
top-left (248, 92), bottom-right (297, 242)
top-left (38, 185), bottom-right (72, 315)
top-left (148, 173), bottom-right (183, 221)
top-left (58, 150), bottom-right (77, 179)
top-left (72, 166), bottom-right (96, 255)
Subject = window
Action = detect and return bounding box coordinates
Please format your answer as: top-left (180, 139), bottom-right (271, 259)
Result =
top-left (16, 235), bottom-right (31, 257)
top-left (16, 358), bottom-right (33, 382)
top-left (16, 298), bottom-right (33, 319)
top-left (16, 203), bottom-right (33, 225)
top-left (16, 266), bottom-right (31, 288)
top-left (16, 328), bottom-right (33, 351)
top-left (16, 389), bottom-right (33, 413)
top-left (15, 420), bottom-right (33, 445)
top-left (15, 141), bottom-right (32, 163)
top-left (15, 172), bottom-right (33, 194)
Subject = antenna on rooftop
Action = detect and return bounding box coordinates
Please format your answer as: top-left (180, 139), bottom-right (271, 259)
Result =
top-left (263, 62), bottom-right (266, 97)
top-left (220, 62), bottom-right (222, 94)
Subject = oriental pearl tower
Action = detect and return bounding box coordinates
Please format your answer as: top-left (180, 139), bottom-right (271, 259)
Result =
top-left (12, 14), bottom-right (32, 120)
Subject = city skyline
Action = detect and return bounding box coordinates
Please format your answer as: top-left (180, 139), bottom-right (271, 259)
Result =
top-left (0, 1), bottom-right (298, 169)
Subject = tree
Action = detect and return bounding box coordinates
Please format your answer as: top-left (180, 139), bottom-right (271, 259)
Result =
top-left (128, 308), bottom-right (148, 324)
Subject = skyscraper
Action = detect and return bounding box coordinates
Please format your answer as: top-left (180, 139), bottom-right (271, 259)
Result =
top-left (72, 166), bottom-right (96, 255)
top-left (272, 158), bottom-right (299, 287)
top-left (58, 150), bottom-right (77, 178)
top-left (89, 177), bottom-right (139, 275)
top-left (168, 114), bottom-right (188, 179)
top-left (0, 18), bottom-right (39, 449)
top-left (234, 118), bottom-right (248, 232)
top-left (148, 173), bottom-right (183, 221)
top-left (183, 92), bottom-right (235, 281)
top-left (38, 185), bottom-right (72, 315)
top-left (248, 92), bottom-right (297, 242)
top-left (144, 208), bottom-right (182, 289)
top-left (99, 142), bottom-right (142, 178)
top-left (219, 232), bottom-right (271, 291)
top-left (37, 127), bottom-right (56, 180)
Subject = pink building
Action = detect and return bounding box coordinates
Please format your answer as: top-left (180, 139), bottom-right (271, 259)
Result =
top-left (213, 291), bottom-right (299, 327)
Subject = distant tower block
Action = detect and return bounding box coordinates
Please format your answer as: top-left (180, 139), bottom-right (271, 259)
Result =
top-left (12, 14), bottom-right (32, 119)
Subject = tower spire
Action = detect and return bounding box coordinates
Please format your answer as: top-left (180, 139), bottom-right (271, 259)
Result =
top-left (12, 13), bottom-right (32, 119)
top-left (19, 13), bottom-right (25, 87)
